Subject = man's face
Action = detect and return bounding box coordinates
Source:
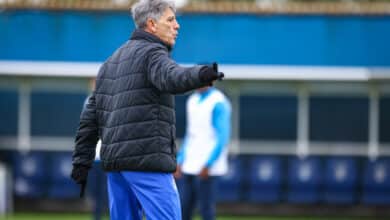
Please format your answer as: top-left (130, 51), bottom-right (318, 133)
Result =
top-left (153, 7), bottom-right (180, 46)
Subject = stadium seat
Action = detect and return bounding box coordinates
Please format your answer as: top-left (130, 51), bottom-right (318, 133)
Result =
top-left (14, 176), bottom-right (46, 198)
top-left (362, 158), bottom-right (390, 205)
top-left (47, 152), bottom-right (79, 198)
top-left (323, 157), bottom-right (357, 204)
top-left (247, 156), bottom-right (282, 203)
top-left (216, 156), bottom-right (243, 202)
top-left (48, 182), bottom-right (80, 199)
top-left (11, 151), bottom-right (48, 197)
top-left (287, 157), bottom-right (322, 203)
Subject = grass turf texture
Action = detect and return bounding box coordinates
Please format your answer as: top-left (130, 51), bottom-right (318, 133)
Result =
top-left (0, 213), bottom-right (376, 220)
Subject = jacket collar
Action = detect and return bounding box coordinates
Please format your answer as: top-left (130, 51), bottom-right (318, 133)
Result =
top-left (130, 29), bottom-right (172, 52)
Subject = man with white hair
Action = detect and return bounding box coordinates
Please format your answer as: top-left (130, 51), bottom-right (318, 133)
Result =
top-left (70, 0), bottom-right (224, 219)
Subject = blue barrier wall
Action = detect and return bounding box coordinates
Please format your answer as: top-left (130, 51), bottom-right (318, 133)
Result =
top-left (1, 10), bottom-right (390, 66)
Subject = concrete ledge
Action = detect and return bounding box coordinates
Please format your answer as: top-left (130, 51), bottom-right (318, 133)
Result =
top-left (1, 0), bottom-right (390, 15)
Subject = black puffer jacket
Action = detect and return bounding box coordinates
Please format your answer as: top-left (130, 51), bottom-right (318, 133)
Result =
top-left (72, 29), bottom-right (209, 172)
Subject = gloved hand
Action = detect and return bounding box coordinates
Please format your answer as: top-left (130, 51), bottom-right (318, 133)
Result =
top-left (71, 165), bottom-right (89, 198)
top-left (212, 62), bottom-right (224, 81)
top-left (199, 62), bottom-right (224, 83)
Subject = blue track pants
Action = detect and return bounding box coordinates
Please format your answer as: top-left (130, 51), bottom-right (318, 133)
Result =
top-left (107, 171), bottom-right (181, 220)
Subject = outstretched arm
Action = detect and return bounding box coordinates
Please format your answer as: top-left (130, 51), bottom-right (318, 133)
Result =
top-left (147, 47), bottom-right (222, 94)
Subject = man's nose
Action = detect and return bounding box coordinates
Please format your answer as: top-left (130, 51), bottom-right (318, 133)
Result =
top-left (174, 20), bottom-right (180, 30)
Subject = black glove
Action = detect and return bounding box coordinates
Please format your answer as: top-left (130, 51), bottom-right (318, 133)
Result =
top-left (199, 62), bottom-right (224, 83)
top-left (212, 62), bottom-right (224, 81)
top-left (71, 165), bottom-right (89, 198)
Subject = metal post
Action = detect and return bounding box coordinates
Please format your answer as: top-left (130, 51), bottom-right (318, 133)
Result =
top-left (297, 84), bottom-right (309, 158)
top-left (229, 83), bottom-right (240, 155)
top-left (368, 84), bottom-right (379, 161)
top-left (18, 80), bottom-right (31, 153)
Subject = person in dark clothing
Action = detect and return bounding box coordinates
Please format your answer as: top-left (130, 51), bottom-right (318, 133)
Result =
top-left (70, 0), bottom-right (224, 219)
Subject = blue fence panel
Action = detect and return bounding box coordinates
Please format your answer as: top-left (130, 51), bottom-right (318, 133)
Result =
top-left (2, 12), bottom-right (390, 66)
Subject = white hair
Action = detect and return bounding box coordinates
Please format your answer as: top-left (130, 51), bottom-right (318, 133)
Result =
top-left (131, 0), bottom-right (176, 29)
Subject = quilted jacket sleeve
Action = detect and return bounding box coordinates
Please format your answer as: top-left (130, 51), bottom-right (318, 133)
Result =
top-left (146, 46), bottom-right (210, 94)
top-left (72, 93), bottom-right (99, 168)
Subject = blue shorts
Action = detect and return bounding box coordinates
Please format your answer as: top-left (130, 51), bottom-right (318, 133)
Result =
top-left (107, 171), bottom-right (181, 220)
